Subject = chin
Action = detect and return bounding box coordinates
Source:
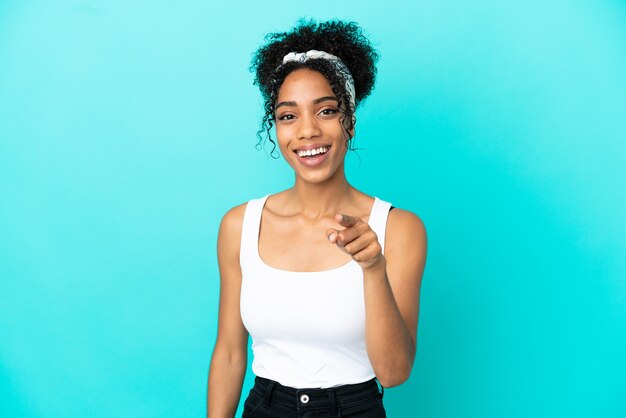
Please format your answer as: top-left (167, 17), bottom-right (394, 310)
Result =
top-left (298, 172), bottom-right (329, 184)
top-left (299, 167), bottom-right (343, 185)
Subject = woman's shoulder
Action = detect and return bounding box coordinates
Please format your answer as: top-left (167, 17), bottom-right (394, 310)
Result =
top-left (217, 195), bottom-right (267, 256)
top-left (217, 203), bottom-right (245, 254)
top-left (219, 192), bottom-right (274, 231)
top-left (386, 205), bottom-right (427, 247)
top-left (219, 195), bottom-right (260, 227)
top-left (386, 204), bottom-right (424, 223)
top-left (219, 202), bottom-right (246, 229)
top-left (382, 204), bottom-right (427, 283)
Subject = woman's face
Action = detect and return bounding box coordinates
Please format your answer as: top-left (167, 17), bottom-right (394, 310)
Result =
top-left (274, 68), bottom-right (353, 184)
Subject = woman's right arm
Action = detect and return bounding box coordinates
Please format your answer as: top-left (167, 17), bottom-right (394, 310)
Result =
top-left (207, 204), bottom-right (249, 418)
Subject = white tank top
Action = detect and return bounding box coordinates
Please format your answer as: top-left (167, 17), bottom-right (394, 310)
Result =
top-left (239, 194), bottom-right (393, 388)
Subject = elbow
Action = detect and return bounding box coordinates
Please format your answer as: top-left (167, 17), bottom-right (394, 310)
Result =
top-left (373, 338), bottom-right (416, 388)
top-left (376, 365), bottom-right (412, 388)
top-left (377, 343), bottom-right (416, 388)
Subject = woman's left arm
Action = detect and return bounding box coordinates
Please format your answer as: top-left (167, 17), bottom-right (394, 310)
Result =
top-left (327, 209), bottom-right (427, 388)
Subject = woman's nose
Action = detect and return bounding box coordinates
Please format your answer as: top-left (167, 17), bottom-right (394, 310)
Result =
top-left (297, 114), bottom-right (322, 139)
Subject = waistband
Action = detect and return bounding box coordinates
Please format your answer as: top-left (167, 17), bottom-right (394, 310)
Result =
top-left (251, 375), bottom-right (384, 409)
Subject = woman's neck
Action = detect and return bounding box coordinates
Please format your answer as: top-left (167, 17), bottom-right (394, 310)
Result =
top-left (287, 170), bottom-right (356, 222)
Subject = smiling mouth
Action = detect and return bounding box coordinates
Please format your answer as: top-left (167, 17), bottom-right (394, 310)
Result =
top-left (294, 146), bottom-right (331, 158)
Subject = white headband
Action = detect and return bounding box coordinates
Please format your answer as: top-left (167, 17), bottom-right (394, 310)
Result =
top-left (280, 49), bottom-right (356, 111)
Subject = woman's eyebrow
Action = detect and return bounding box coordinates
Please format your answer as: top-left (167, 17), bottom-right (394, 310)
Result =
top-left (313, 96), bottom-right (339, 104)
top-left (276, 100), bottom-right (297, 109)
top-left (276, 96), bottom-right (339, 109)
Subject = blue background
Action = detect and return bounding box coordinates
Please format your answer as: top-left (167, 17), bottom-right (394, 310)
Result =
top-left (1, 1), bottom-right (625, 417)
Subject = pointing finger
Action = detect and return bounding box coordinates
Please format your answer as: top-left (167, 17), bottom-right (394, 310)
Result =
top-left (335, 213), bottom-right (360, 227)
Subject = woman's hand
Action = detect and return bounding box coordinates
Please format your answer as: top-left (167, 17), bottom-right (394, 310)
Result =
top-left (326, 214), bottom-right (384, 271)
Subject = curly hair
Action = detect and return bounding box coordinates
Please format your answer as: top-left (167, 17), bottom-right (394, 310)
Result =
top-left (249, 19), bottom-right (380, 158)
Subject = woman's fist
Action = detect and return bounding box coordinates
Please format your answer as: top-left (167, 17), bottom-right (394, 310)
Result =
top-left (326, 213), bottom-right (384, 270)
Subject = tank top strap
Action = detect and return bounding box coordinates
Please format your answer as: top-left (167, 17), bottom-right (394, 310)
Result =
top-left (240, 194), bottom-right (270, 267)
top-left (369, 197), bottom-right (393, 254)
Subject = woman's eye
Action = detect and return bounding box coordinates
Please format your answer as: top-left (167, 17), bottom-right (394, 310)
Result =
top-left (278, 114), bottom-right (295, 121)
top-left (320, 108), bottom-right (338, 116)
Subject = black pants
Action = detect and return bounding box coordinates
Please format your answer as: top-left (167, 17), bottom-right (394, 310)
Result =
top-left (241, 375), bottom-right (387, 417)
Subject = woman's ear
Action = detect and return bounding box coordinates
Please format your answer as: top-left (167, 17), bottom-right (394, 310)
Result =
top-left (342, 115), bottom-right (355, 139)
top-left (348, 126), bottom-right (355, 139)
top-left (347, 116), bottom-right (356, 139)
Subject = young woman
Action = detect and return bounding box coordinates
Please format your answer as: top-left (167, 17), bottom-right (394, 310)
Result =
top-left (207, 19), bottom-right (427, 417)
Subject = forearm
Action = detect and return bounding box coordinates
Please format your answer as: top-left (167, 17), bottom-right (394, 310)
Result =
top-left (207, 348), bottom-right (247, 418)
top-left (362, 257), bottom-right (415, 387)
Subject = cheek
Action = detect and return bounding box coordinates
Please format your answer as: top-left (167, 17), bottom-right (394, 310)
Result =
top-left (325, 121), bottom-right (348, 144)
top-left (274, 127), bottom-right (294, 159)
top-left (275, 126), bottom-right (291, 149)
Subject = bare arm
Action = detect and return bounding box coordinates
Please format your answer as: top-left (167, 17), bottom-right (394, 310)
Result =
top-left (207, 204), bottom-right (249, 418)
top-left (327, 209), bottom-right (427, 387)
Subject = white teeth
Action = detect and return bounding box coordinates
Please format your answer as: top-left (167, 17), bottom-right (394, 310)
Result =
top-left (297, 146), bottom-right (329, 157)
